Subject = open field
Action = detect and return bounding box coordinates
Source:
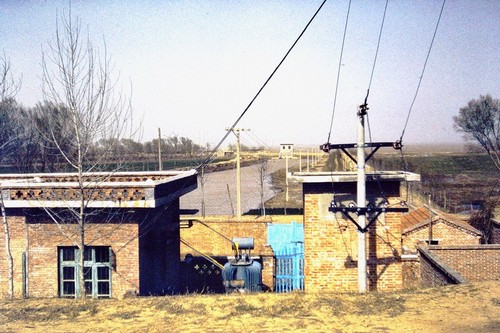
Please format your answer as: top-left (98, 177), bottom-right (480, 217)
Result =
top-left (1, 281), bottom-right (499, 332)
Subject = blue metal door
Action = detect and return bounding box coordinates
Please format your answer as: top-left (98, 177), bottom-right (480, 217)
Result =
top-left (267, 222), bottom-right (304, 292)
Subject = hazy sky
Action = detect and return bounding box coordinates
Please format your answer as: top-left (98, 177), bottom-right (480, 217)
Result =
top-left (1, 0), bottom-right (499, 148)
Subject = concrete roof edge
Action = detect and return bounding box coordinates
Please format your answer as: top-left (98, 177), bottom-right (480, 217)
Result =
top-left (0, 170), bottom-right (198, 188)
top-left (292, 171), bottom-right (420, 183)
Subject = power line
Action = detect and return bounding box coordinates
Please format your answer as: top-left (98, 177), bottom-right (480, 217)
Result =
top-left (364, 0), bottom-right (389, 104)
top-left (399, 0), bottom-right (446, 142)
top-left (326, 0), bottom-right (352, 145)
top-left (247, 131), bottom-right (273, 151)
top-left (199, 0), bottom-right (328, 169)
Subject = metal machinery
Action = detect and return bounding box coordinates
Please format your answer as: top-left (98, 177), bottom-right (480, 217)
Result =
top-left (222, 237), bottom-right (262, 292)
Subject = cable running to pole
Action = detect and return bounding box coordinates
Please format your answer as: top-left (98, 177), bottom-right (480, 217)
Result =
top-left (199, 0), bottom-right (328, 169)
top-left (399, 0), bottom-right (446, 142)
top-left (363, 1), bottom-right (389, 202)
top-left (364, 0), bottom-right (389, 104)
top-left (326, 0), bottom-right (352, 145)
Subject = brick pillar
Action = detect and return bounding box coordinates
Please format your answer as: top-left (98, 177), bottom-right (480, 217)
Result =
top-left (303, 182), bottom-right (404, 292)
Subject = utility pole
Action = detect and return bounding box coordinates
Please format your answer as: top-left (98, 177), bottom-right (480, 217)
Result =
top-left (356, 104), bottom-right (368, 293)
top-left (321, 102), bottom-right (407, 293)
top-left (226, 128), bottom-right (250, 220)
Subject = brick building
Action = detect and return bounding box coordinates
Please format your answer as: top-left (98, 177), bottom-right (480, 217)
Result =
top-left (293, 171), bottom-right (420, 292)
top-left (402, 207), bottom-right (482, 253)
top-left (0, 170), bottom-right (197, 298)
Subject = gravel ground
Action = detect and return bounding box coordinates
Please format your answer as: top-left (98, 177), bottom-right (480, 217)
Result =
top-left (180, 158), bottom-right (299, 216)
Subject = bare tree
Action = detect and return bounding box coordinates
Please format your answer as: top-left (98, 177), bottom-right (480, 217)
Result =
top-left (469, 197), bottom-right (497, 244)
top-left (256, 157), bottom-right (270, 216)
top-left (453, 94), bottom-right (500, 171)
top-left (40, 10), bottom-right (137, 298)
top-left (198, 165), bottom-right (208, 218)
top-left (0, 52), bottom-right (21, 101)
top-left (0, 52), bottom-right (21, 299)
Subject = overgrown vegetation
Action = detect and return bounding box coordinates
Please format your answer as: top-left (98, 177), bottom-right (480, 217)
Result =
top-left (3, 281), bottom-right (499, 332)
top-left (1, 300), bottom-right (98, 322)
top-left (371, 152), bottom-right (498, 214)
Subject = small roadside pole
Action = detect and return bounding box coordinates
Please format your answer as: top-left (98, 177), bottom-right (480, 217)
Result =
top-left (226, 127), bottom-right (250, 220)
top-left (428, 194), bottom-right (433, 244)
top-left (306, 150), bottom-right (310, 172)
top-left (299, 150), bottom-right (302, 172)
top-left (285, 155), bottom-right (289, 202)
top-left (158, 128), bottom-right (162, 171)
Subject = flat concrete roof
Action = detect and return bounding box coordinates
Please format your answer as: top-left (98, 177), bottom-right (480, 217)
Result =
top-left (0, 170), bottom-right (198, 209)
top-left (292, 171), bottom-right (421, 183)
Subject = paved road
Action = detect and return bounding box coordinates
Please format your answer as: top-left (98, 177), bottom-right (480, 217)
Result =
top-left (180, 159), bottom-right (298, 216)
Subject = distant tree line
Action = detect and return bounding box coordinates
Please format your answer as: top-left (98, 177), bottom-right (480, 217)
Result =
top-left (0, 99), bottom-right (206, 173)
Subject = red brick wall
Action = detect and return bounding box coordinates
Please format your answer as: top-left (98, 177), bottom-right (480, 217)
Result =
top-left (0, 214), bottom-right (26, 298)
top-left (418, 246), bottom-right (464, 287)
top-left (402, 256), bottom-right (420, 289)
top-left (426, 245), bottom-right (500, 283)
top-left (25, 215), bottom-right (140, 298)
top-left (403, 219), bottom-right (481, 252)
top-left (303, 182), bottom-right (404, 292)
top-left (1, 206), bottom-right (184, 299)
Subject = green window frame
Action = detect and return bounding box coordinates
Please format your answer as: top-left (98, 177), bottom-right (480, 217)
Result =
top-left (59, 246), bottom-right (112, 298)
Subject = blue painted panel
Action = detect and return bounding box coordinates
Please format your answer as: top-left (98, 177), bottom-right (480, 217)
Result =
top-left (267, 222), bottom-right (304, 292)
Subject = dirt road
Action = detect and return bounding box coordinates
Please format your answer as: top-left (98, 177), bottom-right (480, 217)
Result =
top-left (180, 158), bottom-right (299, 216)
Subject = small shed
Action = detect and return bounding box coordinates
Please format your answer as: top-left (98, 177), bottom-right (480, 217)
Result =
top-left (402, 207), bottom-right (482, 253)
top-left (0, 170), bottom-right (197, 298)
top-left (279, 144), bottom-right (294, 159)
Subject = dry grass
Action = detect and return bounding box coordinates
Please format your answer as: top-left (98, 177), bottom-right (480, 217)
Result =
top-left (1, 281), bottom-right (499, 332)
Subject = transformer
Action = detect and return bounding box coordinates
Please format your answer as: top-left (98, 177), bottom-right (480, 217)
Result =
top-left (222, 237), bottom-right (262, 292)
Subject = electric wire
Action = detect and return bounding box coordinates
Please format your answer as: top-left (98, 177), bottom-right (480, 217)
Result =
top-left (364, 0), bottom-right (389, 104)
top-left (180, 238), bottom-right (225, 270)
top-left (399, 0), bottom-right (446, 142)
top-left (200, 0), bottom-right (328, 169)
top-left (326, 0), bottom-right (352, 145)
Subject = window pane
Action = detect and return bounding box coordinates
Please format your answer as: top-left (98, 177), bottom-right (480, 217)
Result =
top-left (84, 267), bottom-right (92, 280)
top-left (83, 247), bottom-right (92, 261)
top-left (62, 248), bottom-right (75, 262)
top-left (97, 266), bottom-right (110, 280)
top-left (63, 282), bottom-right (75, 295)
top-left (95, 247), bottom-right (110, 263)
top-left (63, 266), bottom-right (75, 280)
top-left (98, 282), bottom-right (110, 295)
top-left (85, 281), bottom-right (92, 294)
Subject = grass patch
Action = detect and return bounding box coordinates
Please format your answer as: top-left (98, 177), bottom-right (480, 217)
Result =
top-left (2, 300), bottom-right (98, 323)
top-left (153, 299), bottom-right (190, 314)
top-left (315, 295), bottom-right (347, 316)
top-left (353, 294), bottom-right (406, 317)
top-left (109, 310), bottom-right (140, 320)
